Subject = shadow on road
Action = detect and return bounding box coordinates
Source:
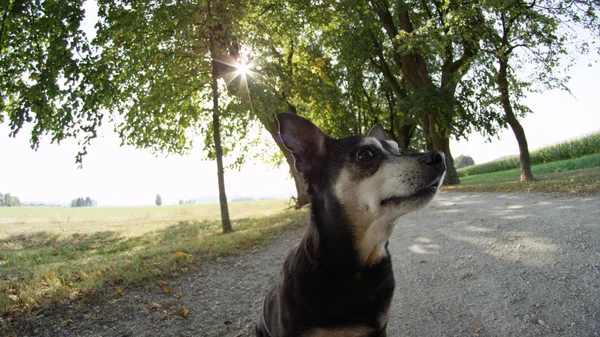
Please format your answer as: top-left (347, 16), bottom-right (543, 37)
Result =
top-left (389, 192), bottom-right (599, 336)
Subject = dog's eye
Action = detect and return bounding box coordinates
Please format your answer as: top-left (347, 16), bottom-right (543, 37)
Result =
top-left (357, 148), bottom-right (376, 163)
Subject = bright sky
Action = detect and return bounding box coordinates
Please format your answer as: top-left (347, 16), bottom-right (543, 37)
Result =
top-left (0, 125), bottom-right (297, 206)
top-left (1, 3), bottom-right (598, 206)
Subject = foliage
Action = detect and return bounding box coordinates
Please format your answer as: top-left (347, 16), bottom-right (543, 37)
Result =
top-left (0, 0), bottom-right (101, 164)
top-left (471, 0), bottom-right (600, 139)
top-left (242, 3), bottom-right (347, 131)
top-left (0, 193), bottom-right (20, 207)
top-left (2, 0), bottom-right (600, 186)
top-left (455, 155), bottom-right (475, 168)
top-left (1, 0), bottom-right (259, 166)
top-left (70, 197), bottom-right (96, 207)
top-left (155, 194), bottom-right (162, 206)
top-left (91, 0), bottom-right (210, 154)
top-left (459, 132), bottom-right (600, 177)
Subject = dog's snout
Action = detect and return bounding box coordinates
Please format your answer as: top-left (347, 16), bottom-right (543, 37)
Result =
top-left (422, 151), bottom-right (445, 167)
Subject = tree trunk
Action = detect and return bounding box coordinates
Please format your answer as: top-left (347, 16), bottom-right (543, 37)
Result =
top-left (209, 3), bottom-right (232, 233)
top-left (212, 92), bottom-right (232, 232)
top-left (428, 114), bottom-right (459, 185)
top-left (260, 117), bottom-right (310, 208)
top-left (498, 59), bottom-right (535, 182)
top-left (394, 124), bottom-right (415, 151)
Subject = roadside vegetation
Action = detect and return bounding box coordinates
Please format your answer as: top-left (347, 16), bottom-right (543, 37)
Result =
top-left (445, 154), bottom-right (600, 193)
top-left (0, 200), bottom-right (307, 319)
top-left (458, 132), bottom-right (600, 177)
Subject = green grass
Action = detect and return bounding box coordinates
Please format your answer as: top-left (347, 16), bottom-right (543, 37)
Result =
top-left (444, 154), bottom-right (600, 193)
top-left (458, 131), bottom-right (600, 177)
top-left (0, 199), bottom-right (307, 319)
top-left (459, 153), bottom-right (600, 185)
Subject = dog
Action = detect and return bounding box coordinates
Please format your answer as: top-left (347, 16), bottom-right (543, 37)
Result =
top-left (256, 113), bottom-right (446, 337)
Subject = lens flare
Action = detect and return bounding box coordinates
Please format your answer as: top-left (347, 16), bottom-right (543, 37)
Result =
top-left (236, 62), bottom-right (251, 76)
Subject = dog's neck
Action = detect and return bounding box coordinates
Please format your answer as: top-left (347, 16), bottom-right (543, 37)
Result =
top-left (301, 191), bottom-right (390, 271)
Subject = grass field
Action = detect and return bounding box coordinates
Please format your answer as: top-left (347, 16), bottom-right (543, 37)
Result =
top-left (458, 131), bottom-right (600, 177)
top-left (0, 198), bottom-right (292, 240)
top-left (444, 154), bottom-right (600, 193)
top-left (0, 199), bottom-right (307, 318)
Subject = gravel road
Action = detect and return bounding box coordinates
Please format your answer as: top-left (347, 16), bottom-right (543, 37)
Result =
top-left (5, 192), bottom-right (599, 337)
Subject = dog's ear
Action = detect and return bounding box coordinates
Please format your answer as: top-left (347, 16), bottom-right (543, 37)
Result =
top-left (276, 113), bottom-right (331, 174)
top-left (367, 125), bottom-right (388, 140)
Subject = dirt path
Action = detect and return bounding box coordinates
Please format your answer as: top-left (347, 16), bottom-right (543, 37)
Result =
top-left (4, 192), bottom-right (599, 337)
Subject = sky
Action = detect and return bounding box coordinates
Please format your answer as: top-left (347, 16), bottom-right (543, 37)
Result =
top-left (1, 4), bottom-right (599, 206)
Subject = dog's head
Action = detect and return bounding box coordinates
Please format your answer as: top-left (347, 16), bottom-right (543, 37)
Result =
top-left (278, 113), bottom-right (446, 265)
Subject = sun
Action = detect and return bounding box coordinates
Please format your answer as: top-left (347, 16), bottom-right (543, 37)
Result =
top-left (214, 55), bottom-right (258, 110)
top-left (236, 62), bottom-right (251, 76)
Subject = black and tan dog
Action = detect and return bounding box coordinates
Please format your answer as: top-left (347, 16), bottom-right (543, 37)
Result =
top-left (256, 113), bottom-right (446, 337)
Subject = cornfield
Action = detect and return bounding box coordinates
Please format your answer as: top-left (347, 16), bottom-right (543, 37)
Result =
top-left (458, 131), bottom-right (600, 177)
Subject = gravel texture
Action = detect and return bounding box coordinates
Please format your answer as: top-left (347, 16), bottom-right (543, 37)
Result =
top-left (4, 192), bottom-right (599, 337)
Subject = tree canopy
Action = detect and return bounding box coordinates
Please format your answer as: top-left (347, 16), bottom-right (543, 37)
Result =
top-left (1, 0), bottom-right (101, 163)
top-left (1, 0), bottom-right (599, 206)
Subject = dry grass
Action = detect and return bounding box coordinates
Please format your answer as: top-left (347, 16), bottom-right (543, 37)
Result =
top-left (0, 199), bottom-right (291, 239)
top-left (0, 199), bottom-right (307, 320)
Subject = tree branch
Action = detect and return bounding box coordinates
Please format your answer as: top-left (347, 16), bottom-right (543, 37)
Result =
top-left (370, 33), bottom-right (407, 101)
top-left (0, 3), bottom-right (12, 54)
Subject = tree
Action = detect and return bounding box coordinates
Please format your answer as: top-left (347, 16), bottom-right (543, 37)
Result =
top-left (71, 196), bottom-right (96, 207)
top-left (1, 193), bottom-right (20, 207)
top-left (4, 0), bottom-right (599, 204)
top-left (242, 3), bottom-right (347, 207)
top-left (179, 199), bottom-right (184, 205)
top-left (359, 0), bottom-right (484, 185)
top-left (311, 1), bottom-right (419, 150)
top-left (479, 0), bottom-right (600, 182)
top-left (455, 155), bottom-right (475, 169)
top-left (287, 0), bottom-right (488, 185)
top-left (207, 0), bottom-right (233, 232)
top-left (155, 194), bottom-right (162, 206)
top-left (89, 0), bottom-right (253, 232)
top-left (1, 0), bottom-right (250, 233)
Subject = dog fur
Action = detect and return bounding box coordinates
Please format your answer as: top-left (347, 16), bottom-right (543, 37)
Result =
top-left (256, 113), bottom-right (446, 337)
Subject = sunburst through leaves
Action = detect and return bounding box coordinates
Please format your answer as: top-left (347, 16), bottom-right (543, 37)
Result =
top-left (214, 57), bottom-right (257, 111)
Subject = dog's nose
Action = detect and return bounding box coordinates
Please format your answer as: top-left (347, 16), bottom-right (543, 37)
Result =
top-left (422, 151), bottom-right (445, 167)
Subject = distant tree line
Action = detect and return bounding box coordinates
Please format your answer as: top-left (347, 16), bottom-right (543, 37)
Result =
top-left (455, 155), bottom-right (475, 169)
top-left (232, 197), bottom-right (254, 202)
top-left (178, 199), bottom-right (196, 205)
top-left (0, 193), bottom-right (21, 207)
top-left (71, 197), bottom-right (97, 207)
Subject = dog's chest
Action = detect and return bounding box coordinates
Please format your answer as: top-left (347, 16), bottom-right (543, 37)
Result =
top-left (302, 326), bottom-right (379, 337)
